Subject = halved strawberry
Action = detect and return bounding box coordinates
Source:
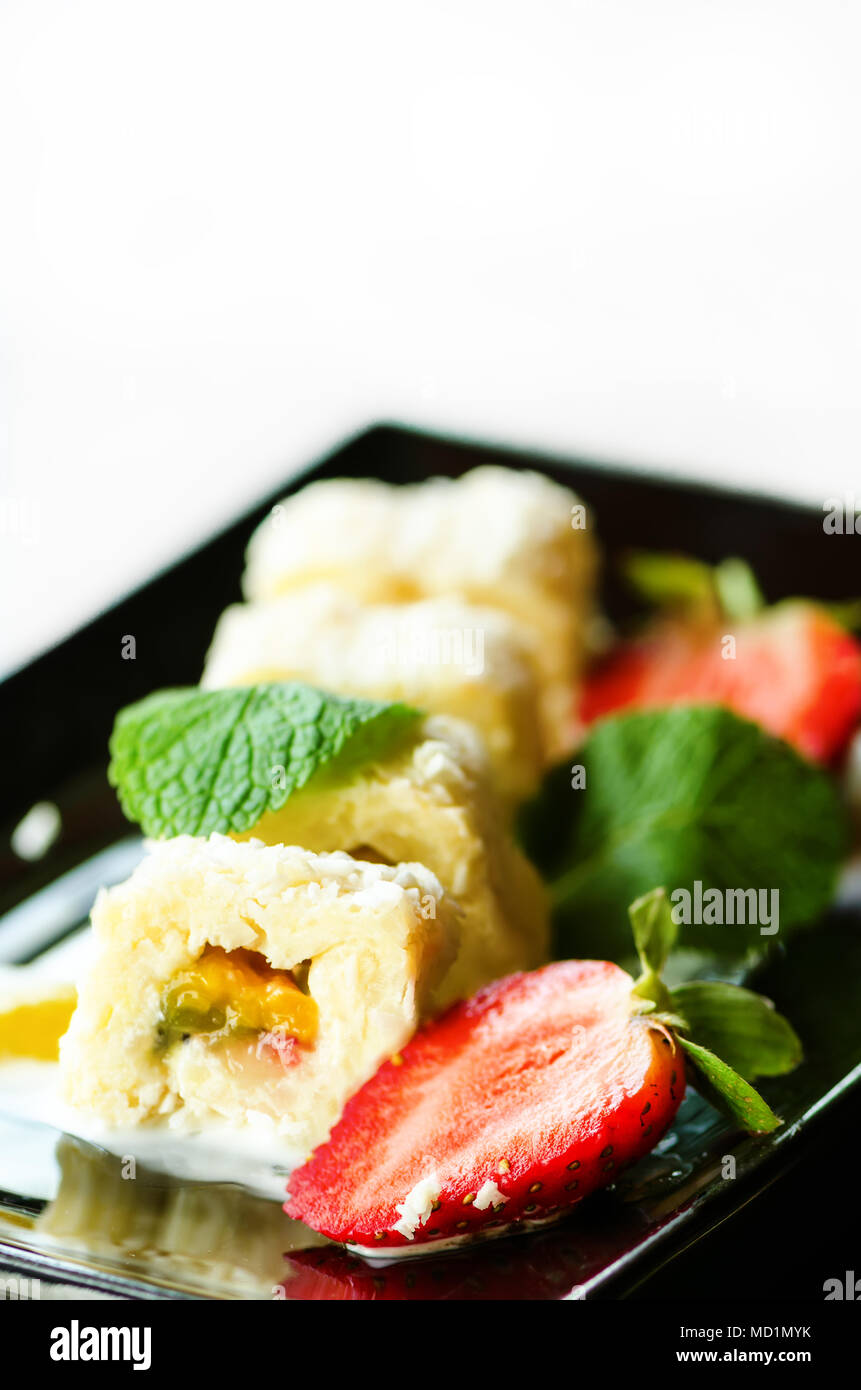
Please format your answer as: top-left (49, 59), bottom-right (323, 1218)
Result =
top-left (287, 960), bottom-right (682, 1252)
top-left (286, 890), bottom-right (800, 1257)
top-left (581, 602), bottom-right (861, 764)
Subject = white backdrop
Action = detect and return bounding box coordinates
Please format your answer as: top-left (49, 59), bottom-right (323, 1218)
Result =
top-left (1, 1), bottom-right (859, 675)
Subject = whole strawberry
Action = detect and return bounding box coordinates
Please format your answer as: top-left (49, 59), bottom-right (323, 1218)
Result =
top-left (286, 890), bottom-right (800, 1255)
top-left (580, 553), bottom-right (861, 764)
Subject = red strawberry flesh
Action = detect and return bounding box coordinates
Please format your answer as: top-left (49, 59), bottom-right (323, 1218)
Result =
top-left (580, 604), bottom-right (861, 763)
top-left (286, 960), bottom-right (683, 1251)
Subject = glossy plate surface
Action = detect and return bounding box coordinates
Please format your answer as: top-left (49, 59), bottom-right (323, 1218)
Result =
top-left (0, 424), bottom-right (858, 1299)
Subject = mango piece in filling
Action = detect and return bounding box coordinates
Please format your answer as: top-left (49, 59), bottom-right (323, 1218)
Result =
top-left (159, 946), bottom-right (318, 1050)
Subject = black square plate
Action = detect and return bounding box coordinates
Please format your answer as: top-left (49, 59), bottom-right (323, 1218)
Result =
top-left (0, 424), bottom-right (858, 1300)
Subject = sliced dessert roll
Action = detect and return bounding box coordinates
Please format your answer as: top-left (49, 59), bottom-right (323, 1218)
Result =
top-left (202, 587), bottom-right (545, 802)
top-left (60, 836), bottom-right (459, 1157)
top-left (234, 715), bottom-right (549, 1007)
top-left (242, 466), bottom-right (598, 756)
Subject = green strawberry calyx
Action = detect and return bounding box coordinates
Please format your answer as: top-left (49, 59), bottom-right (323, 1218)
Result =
top-left (627, 888), bottom-right (802, 1134)
top-left (623, 549), bottom-right (861, 631)
top-left (622, 552), bottom-right (765, 624)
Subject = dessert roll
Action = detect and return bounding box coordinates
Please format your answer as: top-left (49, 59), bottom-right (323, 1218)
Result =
top-left (242, 466), bottom-right (598, 755)
top-left (61, 836), bottom-right (458, 1157)
top-left (235, 715), bottom-right (549, 1007)
top-left (202, 587), bottom-right (545, 802)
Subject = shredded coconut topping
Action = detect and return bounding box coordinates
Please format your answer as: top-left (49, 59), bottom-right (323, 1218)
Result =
top-left (473, 1179), bottom-right (508, 1211)
top-left (392, 1174), bottom-right (442, 1240)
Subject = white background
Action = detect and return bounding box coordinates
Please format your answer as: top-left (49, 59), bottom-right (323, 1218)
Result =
top-left (1, 1), bottom-right (859, 676)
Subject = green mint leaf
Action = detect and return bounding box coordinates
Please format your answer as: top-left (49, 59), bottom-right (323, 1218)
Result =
top-left (108, 683), bottom-right (422, 839)
top-left (671, 981), bottom-right (802, 1080)
top-left (678, 1037), bottom-right (782, 1134)
top-left (520, 705), bottom-right (848, 961)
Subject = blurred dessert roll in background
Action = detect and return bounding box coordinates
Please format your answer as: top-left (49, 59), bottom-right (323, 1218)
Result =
top-left (202, 586), bottom-right (546, 802)
top-left (242, 467), bottom-right (598, 756)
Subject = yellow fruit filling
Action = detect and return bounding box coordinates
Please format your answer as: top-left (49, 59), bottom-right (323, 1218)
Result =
top-left (0, 987), bottom-right (77, 1061)
top-left (158, 946), bottom-right (318, 1050)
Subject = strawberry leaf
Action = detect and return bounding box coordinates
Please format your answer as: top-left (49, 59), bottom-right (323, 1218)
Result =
top-left (628, 887), bottom-right (678, 976)
top-left (628, 887), bottom-right (676, 1012)
top-left (622, 550), bottom-right (716, 614)
top-left (712, 558), bottom-right (765, 621)
top-left (823, 598), bottom-right (861, 633)
top-left (625, 889), bottom-right (799, 1134)
top-left (671, 981), bottom-right (802, 1080)
top-left (622, 551), bottom-right (765, 622)
top-left (678, 1037), bottom-right (782, 1134)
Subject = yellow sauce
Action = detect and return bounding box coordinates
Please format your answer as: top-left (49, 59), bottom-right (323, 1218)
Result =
top-left (0, 988), bottom-right (77, 1061)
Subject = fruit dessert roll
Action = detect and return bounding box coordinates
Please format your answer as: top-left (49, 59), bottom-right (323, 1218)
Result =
top-left (232, 715), bottom-right (549, 1007)
top-left (60, 836), bottom-right (460, 1158)
top-left (242, 466), bottom-right (598, 756)
top-left (202, 587), bottom-right (545, 803)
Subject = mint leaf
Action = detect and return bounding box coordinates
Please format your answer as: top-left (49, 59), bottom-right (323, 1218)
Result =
top-left (108, 683), bottom-right (422, 839)
top-left (678, 1037), bottom-right (782, 1134)
top-left (520, 706), bottom-right (848, 960)
top-left (671, 981), bottom-right (802, 1080)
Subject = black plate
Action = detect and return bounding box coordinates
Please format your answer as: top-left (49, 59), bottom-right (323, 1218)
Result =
top-left (0, 423), bottom-right (858, 1300)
